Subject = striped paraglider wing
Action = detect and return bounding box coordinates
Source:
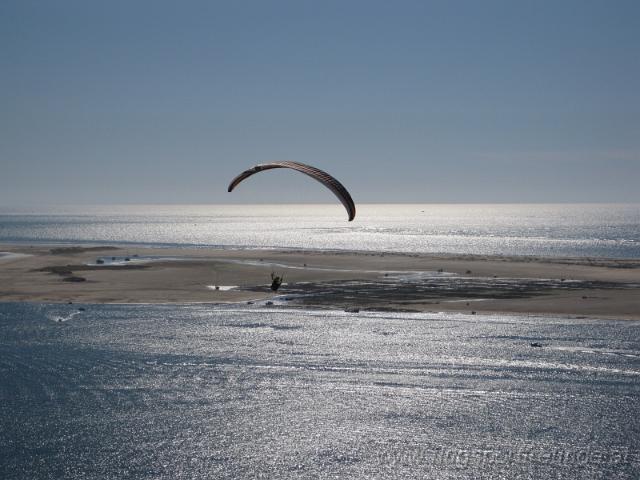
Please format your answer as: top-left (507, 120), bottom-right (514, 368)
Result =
top-left (227, 161), bottom-right (356, 221)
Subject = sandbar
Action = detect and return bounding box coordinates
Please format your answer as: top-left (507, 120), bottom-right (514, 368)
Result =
top-left (0, 244), bottom-right (639, 320)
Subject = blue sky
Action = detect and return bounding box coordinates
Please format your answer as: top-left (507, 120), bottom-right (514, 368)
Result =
top-left (1, 0), bottom-right (639, 205)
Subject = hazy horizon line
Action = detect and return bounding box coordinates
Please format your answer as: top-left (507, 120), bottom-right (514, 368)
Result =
top-left (2, 201), bottom-right (639, 210)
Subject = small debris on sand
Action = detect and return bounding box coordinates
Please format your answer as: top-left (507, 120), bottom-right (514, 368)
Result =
top-left (63, 276), bottom-right (86, 282)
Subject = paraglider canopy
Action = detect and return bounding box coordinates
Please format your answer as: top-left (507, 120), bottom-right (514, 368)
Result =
top-left (227, 161), bottom-right (356, 221)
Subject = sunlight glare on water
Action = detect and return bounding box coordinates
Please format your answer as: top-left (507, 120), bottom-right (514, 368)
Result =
top-left (0, 303), bottom-right (639, 479)
top-left (1, 203), bottom-right (639, 257)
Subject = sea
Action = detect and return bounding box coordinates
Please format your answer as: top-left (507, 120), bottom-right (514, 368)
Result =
top-left (0, 203), bottom-right (639, 258)
top-left (1, 204), bottom-right (639, 479)
top-left (0, 304), bottom-right (638, 479)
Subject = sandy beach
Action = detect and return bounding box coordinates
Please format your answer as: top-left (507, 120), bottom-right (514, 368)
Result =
top-left (1, 244), bottom-right (638, 320)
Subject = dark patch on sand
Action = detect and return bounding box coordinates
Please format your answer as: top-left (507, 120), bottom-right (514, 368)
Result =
top-left (49, 246), bottom-right (119, 255)
top-left (243, 276), bottom-right (638, 311)
top-left (37, 264), bottom-right (150, 277)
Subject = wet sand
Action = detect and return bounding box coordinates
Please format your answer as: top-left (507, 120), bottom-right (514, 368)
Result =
top-left (1, 244), bottom-right (639, 319)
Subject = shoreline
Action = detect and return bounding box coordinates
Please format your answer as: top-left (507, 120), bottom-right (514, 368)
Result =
top-left (8, 242), bottom-right (640, 264)
top-left (1, 244), bottom-right (639, 320)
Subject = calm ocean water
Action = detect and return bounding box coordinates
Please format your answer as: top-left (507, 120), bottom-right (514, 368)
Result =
top-left (1, 203), bottom-right (639, 258)
top-left (1, 303), bottom-right (638, 479)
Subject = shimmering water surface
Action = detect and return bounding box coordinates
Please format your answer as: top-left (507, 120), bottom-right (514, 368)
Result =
top-left (1, 303), bottom-right (638, 479)
top-left (1, 204), bottom-right (639, 257)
